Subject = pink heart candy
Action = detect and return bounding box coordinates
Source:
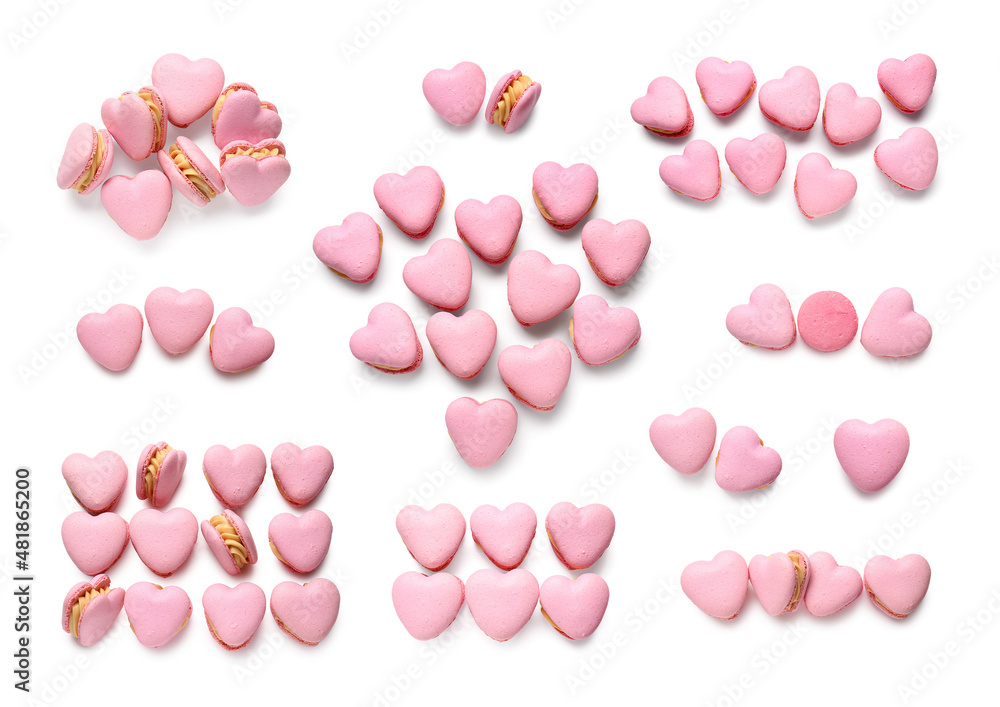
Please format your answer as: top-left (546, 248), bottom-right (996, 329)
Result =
top-left (470, 503), bottom-right (536, 570)
top-left (152, 53), bottom-right (225, 127)
top-left (62, 451), bottom-right (128, 514)
top-left (570, 294), bottom-right (641, 366)
top-left (313, 212), bottom-right (383, 284)
top-left (803, 552), bottom-right (863, 617)
top-left (77, 304), bottom-right (143, 371)
top-left (580, 218), bottom-right (651, 286)
top-left (507, 250), bottom-right (581, 326)
top-left (834, 419), bottom-right (910, 492)
top-left (403, 238), bottom-right (472, 311)
top-left (860, 287), bottom-right (932, 358)
top-left (545, 502), bottom-right (615, 570)
top-left (531, 162), bottom-right (599, 230)
top-left (349, 302), bottom-right (422, 373)
top-left (373, 166), bottom-right (445, 238)
top-left (715, 426), bottom-right (782, 492)
top-left (213, 84), bottom-right (282, 149)
top-left (100, 91), bottom-right (161, 161)
top-left (63, 575), bottom-right (125, 647)
top-left (202, 582), bottom-right (267, 650)
top-left (270, 578), bottom-right (341, 645)
top-left (864, 554), bottom-right (931, 618)
top-left (725, 133), bottom-right (786, 196)
top-left (396, 504), bottom-right (466, 571)
top-left (270, 443), bottom-right (334, 506)
top-left (445, 397), bottom-right (517, 469)
top-left (539, 574), bottom-right (609, 640)
top-left (822, 83), bottom-right (881, 146)
top-left (268, 509), bottom-right (332, 574)
top-left (695, 57), bottom-right (756, 117)
top-left (875, 127), bottom-right (938, 191)
top-left (748, 551), bottom-right (810, 616)
top-left (726, 283), bottom-right (797, 349)
top-left (144, 286), bottom-right (214, 355)
top-left (659, 139), bottom-right (721, 201)
top-left (454, 195), bottom-right (522, 265)
top-left (758, 66), bottom-right (820, 131)
top-left (630, 76), bottom-right (694, 136)
top-left (124, 582), bottom-right (192, 648)
top-left (392, 571), bottom-right (465, 640)
top-left (129, 507), bottom-right (199, 577)
top-left (649, 407), bottom-right (717, 475)
top-left (877, 54), bottom-right (936, 113)
top-left (466, 568), bottom-right (539, 642)
top-left (426, 309), bottom-right (496, 379)
top-left (794, 152), bottom-right (857, 219)
top-left (422, 61), bottom-right (486, 126)
top-left (100, 171), bottom-right (172, 241)
top-left (209, 307), bottom-right (274, 373)
top-left (203, 443), bottom-right (266, 507)
top-left (61, 511), bottom-right (129, 575)
top-left (681, 550), bottom-right (749, 620)
top-left (219, 139), bottom-right (291, 206)
top-left (497, 338), bottom-right (572, 412)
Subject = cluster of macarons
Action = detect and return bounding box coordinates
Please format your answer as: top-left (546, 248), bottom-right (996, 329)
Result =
top-left (393, 502), bottom-right (613, 641)
top-left (76, 287), bottom-right (275, 373)
top-left (727, 284), bottom-right (932, 358)
top-left (682, 550), bottom-right (931, 620)
top-left (633, 54), bottom-right (938, 216)
top-left (56, 53), bottom-right (290, 240)
top-left (650, 408), bottom-right (911, 494)
top-left (421, 62), bottom-right (542, 133)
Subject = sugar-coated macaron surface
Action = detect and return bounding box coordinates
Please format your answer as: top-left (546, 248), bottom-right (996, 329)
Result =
top-left (129, 507), bottom-right (199, 577)
top-left (144, 287), bottom-right (214, 355)
top-left (402, 237), bottom-right (472, 311)
top-left (681, 550), bottom-right (749, 620)
top-left (797, 290), bottom-right (858, 352)
top-left (62, 573), bottom-right (125, 647)
top-left (392, 571), bottom-right (465, 640)
top-left (202, 443), bottom-right (267, 507)
top-left (569, 294), bottom-right (641, 366)
top-left (877, 53), bottom-right (936, 113)
top-left (202, 582), bottom-right (266, 650)
top-left (62, 451), bottom-right (128, 514)
top-left (426, 310), bottom-right (497, 379)
top-left (77, 303), bottom-right (144, 371)
top-left (545, 502), bottom-right (615, 570)
top-left (834, 418), bottom-right (910, 492)
top-left (863, 554), bottom-right (931, 619)
top-left (124, 582), bottom-right (192, 648)
top-left (497, 338), bottom-right (572, 412)
top-left (649, 407), bottom-right (717, 475)
top-left (860, 287), bottom-right (932, 358)
top-left (630, 76), bottom-right (694, 137)
top-left (349, 302), bottom-right (423, 373)
top-left (659, 140), bottom-right (721, 201)
top-left (268, 509), bottom-right (333, 574)
top-left (454, 195), bottom-right (521, 265)
top-left (726, 283), bottom-right (796, 350)
top-left (423, 62), bottom-right (486, 126)
top-left (724, 133), bottom-right (786, 196)
top-left (715, 426), bottom-right (782, 492)
top-left (803, 552), bottom-right (863, 617)
top-left (875, 127), bottom-right (938, 191)
top-left (445, 397), bottom-right (517, 469)
top-left (758, 66), bottom-right (821, 131)
top-left (209, 307), bottom-right (275, 373)
top-left (531, 162), bottom-right (598, 230)
top-left (270, 579), bottom-right (341, 645)
top-left (270, 443), bottom-right (334, 506)
top-left (61, 511), bottom-right (130, 576)
top-left (466, 568), bottom-right (539, 641)
top-left (313, 212), bottom-right (383, 283)
top-left (695, 57), bottom-right (756, 117)
top-left (396, 503), bottom-right (466, 571)
top-left (373, 166), bottom-right (445, 238)
top-left (507, 250), bottom-right (581, 326)
top-left (538, 574), bottom-right (609, 640)
top-left (470, 503), bottom-right (537, 570)
top-left (152, 53), bottom-right (225, 127)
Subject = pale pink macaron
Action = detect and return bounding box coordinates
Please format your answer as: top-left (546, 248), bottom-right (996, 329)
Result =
top-left (270, 443), bottom-right (334, 506)
top-left (797, 290), bottom-right (858, 353)
top-left (426, 309), bottom-right (497, 379)
top-left (569, 294), bottom-right (641, 366)
top-left (539, 574), bottom-right (609, 640)
top-left (724, 133), bottom-right (786, 196)
top-left (445, 397), bottom-right (517, 469)
top-left (268, 509), bottom-right (332, 574)
top-left (203, 582), bottom-right (266, 650)
top-left (748, 551), bottom-right (810, 616)
top-left (659, 140), bottom-right (721, 201)
top-left (545, 502), bottom-right (615, 570)
top-left (423, 61), bottom-right (486, 126)
top-left (860, 287), bottom-right (932, 358)
top-left (61, 511), bottom-right (130, 576)
top-left (152, 53), bottom-right (225, 127)
top-left (219, 138), bottom-right (291, 207)
top-left (62, 451), bottom-right (128, 514)
top-left (271, 579), bottom-right (341, 645)
top-left (77, 303), bottom-right (144, 371)
top-left (580, 218), bottom-right (651, 287)
top-left (758, 66), bottom-right (821, 131)
top-left (454, 195), bottom-right (522, 265)
top-left (144, 286), bottom-right (214, 355)
top-left (203, 443), bottom-right (267, 508)
top-left (373, 166), bottom-right (445, 239)
top-left (101, 86), bottom-right (168, 161)
top-left (649, 407), bottom-right (717, 475)
top-left (157, 136), bottom-right (225, 207)
top-left (497, 338), bottom-right (573, 412)
top-left (350, 302), bottom-right (423, 373)
top-left (726, 283), bottom-right (796, 350)
top-left (129, 507), bottom-right (199, 577)
top-left (396, 503), bottom-right (466, 571)
top-left (864, 554), bottom-right (931, 618)
top-left (313, 212), bottom-right (383, 284)
top-left (136, 441), bottom-right (187, 507)
top-left (630, 76), bottom-right (693, 137)
top-left (392, 571), bottom-right (465, 640)
top-left (211, 82), bottom-right (282, 149)
top-left (715, 426), bottom-right (782, 492)
top-left (124, 582), bottom-right (192, 648)
top-left (834, 418), bottom-right (909, 492)
top-left (485, 70), bottom-right (541, 133)
top-left (100, 170), bottom-right (172, 241)
top-left (695, 57), bottom-right (756, 117)
top-left (57, 122), bottom-right (114, 195)
top-left (877, 54), bottom-right (936, 113)
top-left (681, 550), bottom-right (748, 620)
top-left (209, 307), bottom-right (275, 373)
top-left (531, 161), bottom-right (599, 230)
top-left (507, 250), bottom-right (581, 326)
top-left (794, 152), bottom-right (857, 219)
top-left (62, 573), bottom-right (125, 646)
top-left (803, 552), bottom-right (863, 617)
top-left (822, 83), bottom-right (881, 146)
top-left (466, 568), bottom-right (539, 641)
top-left (874, 127), bottom-right (938, 191)
top-left (201, 509), bottom-right (258, 576)
top-left (470, 503), bottom-right (537, 570)
top-left (403, 237), bottom-right (473, 311)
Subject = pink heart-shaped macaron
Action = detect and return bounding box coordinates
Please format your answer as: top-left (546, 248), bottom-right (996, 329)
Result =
top-left (864, 554), bottom-right (931, 618)
top-left (422, 61), bottom-right (487, 126)
top-left (695, 57), bottom-right (756, 117)
top-left (758, 66), bottom-right (820, 131)
top-left (748, 551), bottom-right (809, 616)
top-left (270, 443), bottom-right (334, 506)
top-left (403, 238), bottom-right (472, 311)
top-left (101, 91), bottom-right (164, 161)
top-left (270, 579), bottom-right (341, 645)
top-left (152, 53), bottom-right (225, 127)
top-left (715, 426), bottom-right (782, 492)
top-left (426, 309), bottom-right (496, 379)
top-left (580, 218), bottom-right (651, 287)
top-left (349, 302), bottom-right (422, 373)
top-left (100, 170), bottom-right (172, 241)
top-left (681, 550), bottom-right (749, 620)
top-left (313, 212), bottom-right (383, 283)
top-left (803, 551), bottom-right (863, 617)
top-left (466, 568), bottom-right (539, 642)
top-left (219, 138), bottom-right (291, 206)
top-left (659, 140), bottom-right (721, 201)
top-left (531, 162), bottom-right (599, 231)
top-left (834, 419), bottom-right (910, 492)
top-left (268, 510), bottom-right (332, 574)
top-left (877, 54), bottom-right (936, 113)
top-left (124, 582), bottom-right (192, 648)
top-left (860, 287), bottom-right (932, 358)
top-left (213, 85), bottom-right (282, 148)
top-left (129, 507), bottom-right (199, 577)
top-left (61, 512), bottom-right (129, 575)
top-left (77, 304), bottom-right (143, 371)
top-left (392, 571), bottom-right (465, 640)
top-left (373, 166), bottom-right (445, 238)
top-left (203, 582), bottom-right (267, 650)
top-left (203, 443), bottom-right (267, 507)
top-left (507, 250), bottom-right (581, 326)
top-left (794, 153), bottom-right (857, 219)
top-left (570, 294), bottom-right (641, 366)
top-left (454, 195), bottom-right (521, 265)
top-left (874, 127), bottom-right (938, 191)
top-left (470, 503), bottom-right (537, 570)
top-left (726, 283), bottom-right (796, 350)
top-left (539, 574), bottom-right (609, 640)
top-left (497, 338), bottom-right (572, 412)
top-left (545, 502), bottom-right (615, 570)
top-left (445, 397), bottom-right (518, 469)
top-left (62, 451), bottom-right (128, 514)
top-left (725, 133), bottom-right (786, 196)
top-left (630, 76), bottom-right (694, 136)
top-left (649, 407), bottom-right (717, 475)
top-left (822, 83), bottom-right (881, 146)
top-left (485, 70), bottom-right (541, 134)
top-left (396, 504), bottom-right (466, 571)
top-left (63, 575), bottom-right (125, 647)
top-left (209, 307), bottom-right (274, 373)
top-left (144, 286), bottom-right (214, 355)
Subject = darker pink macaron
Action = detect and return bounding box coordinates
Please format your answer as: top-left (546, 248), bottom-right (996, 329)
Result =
top-left (797, 291), bottom-right (858, 352)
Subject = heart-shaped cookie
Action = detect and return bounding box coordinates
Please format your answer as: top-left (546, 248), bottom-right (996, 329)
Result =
top-left (313, 212), bottom-right (383, 283)
top-left (877, 54), bottom-right (936, 113)
top-left (497, 338), bottom-right (572, 412)
top-left (135, 442), bottom-right (187, 507)
top-left (373, 166), bottom-right (445, 238)
top-left (794, 153), bottom-right (857, 219)
top-left (834, 418), bottom-right (910, 492)
top-left (62, 451), bottom-right (128, 514)
top-left (62, 574), bottom-right (125, 647)
top-left (422, 61), bottom-right (486, 126)
top-left (569, 294), bottom-right (641, 366)
top-left (219, 138), bottom-right (291, 206)
top-left (202, 508), bottom-right (258, 576)
top-left (803, 551), bottom-right (863, 617)
top-left (864, 554), bottom-right (931, 618)
top-left (725, 133), bottom-right (786, 196)
top-left (470, 503), bottom-right (537, 570)
top-left (77, 304), bottom-right (143, 372)
top-left (144, 287), bottom-right (214, 355)
top-left (726, 283), bottom-right (796, 350)
top-left (749, 551), bottom-right (810, 616)
top-left (270, 443), bottom-right (334, 506)
top-left (695, 57), bottom-right (756, 117)
top-left (203, 443), bottom-right (267, 508)
top-left (349, 302), bottom-right (422, 373)
top-left (100, 171), bottom-right (172, 241)
top-left (630, 76), bottom-right (693, 136)
top-left (822, 83), bottom-right (881, 146)
top-left (681, 550), bottom-right (749, 620)
top-left (507, 250), bottom-right (581, 326)
top-left (875, 127), bottom-right (938, 191)
top-left (715, 426), bottom-right (782, 492)
top-left (466, 568), bottom-right (539, 642)
top-left (445, 397), bottom-right (518, 469)
top-left (202, 582), bottom-right (267, 650)
top-left (403, 238), bottom-right (472, 311)
top-left (268, 509), bottom-right (333, 574)
top-left (209, 307), bottom-right (275, 373)
top-left (212, 83), bottom-right (282, 149)
top-left (659, 139), bottom-right (721, 201)
top-left (531, 161), bottom-right (599, 230)
top-left (580, 218), bottom-right (651, 287)
top-left (426, 309), bottom-right (496, 379)
top-left (758, 66), bottom-right (820, 131)
top-left (649, 407), bottom-right (717, 474)
top-left (100, 89), bottom-right (167, 161)
top-left (270, 579), bottom-right (341, 645)
top-left (152, 53), bottom-right (225, 127)
top-left (392, 571), bottom-right (465, 640)
top-left (61, 511), bottom-right (130, 575)
top-left (860, 287), bottom-right (932, 358)
top-left (129, 507), bottom-right (199, 577)
top-left (539, 574), bottom-right (609, 640)
top-left (124, 582), bottom-right (192, 648)
top-left (454, 195), bottom-right (521, 265)
top-left (546, 502), bottom-right (615, 570)
top-left (396, 504), bottom-right (466, 571)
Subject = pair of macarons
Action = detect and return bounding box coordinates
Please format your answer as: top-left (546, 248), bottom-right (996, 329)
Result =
top-left (727, 284), bottom-right (932, 358)
top-left (422, 62), bottom-right (541, 133)
top-left (203, 442), bottom-right (334, 508)
top-left (200, 508), bottom-right (332, 576)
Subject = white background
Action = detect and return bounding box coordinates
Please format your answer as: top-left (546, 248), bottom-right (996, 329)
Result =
top-left (2, 0), bottom-right (997, 704)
